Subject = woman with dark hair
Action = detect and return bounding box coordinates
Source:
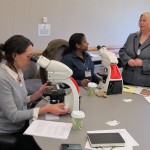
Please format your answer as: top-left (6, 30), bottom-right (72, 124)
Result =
top-left (0, 35), bottom-right (68, 150)
top-left (62, 33), bottom-right (100, 86)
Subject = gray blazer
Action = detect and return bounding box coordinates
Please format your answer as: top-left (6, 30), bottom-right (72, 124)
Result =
top-left (119, 32), bottom-right (150, 87)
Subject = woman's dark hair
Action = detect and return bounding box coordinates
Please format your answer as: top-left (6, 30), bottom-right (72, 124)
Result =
top-left (0, 44), bottom-right (4, 62)
top-left (69, 33), bottom-right (85, 51)
top-left (0, 35), bottom-right (33, 63)
top-left (63, 33), bottom-right (85, 55)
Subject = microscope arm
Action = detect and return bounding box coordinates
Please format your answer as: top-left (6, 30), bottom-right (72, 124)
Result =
top-left (55, 77), bottom-right (80, 111)
top-left (30, 55), bottom-right (80, 112)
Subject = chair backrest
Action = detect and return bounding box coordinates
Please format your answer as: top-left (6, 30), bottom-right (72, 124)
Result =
top-left (40, 39), bottom-right (69, 83)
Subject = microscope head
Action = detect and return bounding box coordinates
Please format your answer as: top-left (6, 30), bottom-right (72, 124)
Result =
top-left (97, 45), bottom-right (118, 66)
top-left (30, 54), bottom-right (73, 80)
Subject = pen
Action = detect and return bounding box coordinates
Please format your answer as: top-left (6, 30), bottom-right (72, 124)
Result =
top-left (124, 86), bottom-right (129, 89)
top-left (82, 86), bottom-right (88, 90)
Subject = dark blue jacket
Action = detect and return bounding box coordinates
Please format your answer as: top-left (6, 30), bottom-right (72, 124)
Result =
top-left (61, 51), bottom-right (100, 85)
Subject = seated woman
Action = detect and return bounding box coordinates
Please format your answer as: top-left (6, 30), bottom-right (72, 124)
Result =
top-left (61, 33), bottom-right (100, 86)
top-left (0, 35), bottom-right (68, 150)
top-left (119, 12), bottom-right (150, 87)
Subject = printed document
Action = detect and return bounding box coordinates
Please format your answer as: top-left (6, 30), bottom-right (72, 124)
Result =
top-left (24, 120), bottom-right (72, 140)
top-left (123, 85), bottom-right (137, 93)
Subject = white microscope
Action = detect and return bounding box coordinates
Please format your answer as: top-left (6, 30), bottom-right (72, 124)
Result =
top-left (30, 54), bottom-right (80, 112)
top-left (97, 46), bottom-right (123, 95)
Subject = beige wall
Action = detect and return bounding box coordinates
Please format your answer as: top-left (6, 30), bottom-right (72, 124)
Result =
top-left (0, 0), bottom-right (150, 50)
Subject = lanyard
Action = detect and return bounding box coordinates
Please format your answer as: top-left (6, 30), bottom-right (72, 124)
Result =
top-left (79, 58), bottom-right (89, 70)
top-left (133, 35), bottom-right (150, 57)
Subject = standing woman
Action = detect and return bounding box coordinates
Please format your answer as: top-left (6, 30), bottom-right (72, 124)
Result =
top-left (0, 35), bottom-right (68, 149)
top-left (119, 12), bottom-right (150, 87)
top-left (61, 33), bottom-right (100, 86)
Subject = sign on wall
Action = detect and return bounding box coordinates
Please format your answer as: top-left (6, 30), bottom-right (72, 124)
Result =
top-left (38, 24), bottom-right (51, 36)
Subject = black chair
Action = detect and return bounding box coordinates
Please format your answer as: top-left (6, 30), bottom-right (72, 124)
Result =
top-left (0, 134), bottom-right (42, 150)
top-left (0, 134), bottom-right (17, 150)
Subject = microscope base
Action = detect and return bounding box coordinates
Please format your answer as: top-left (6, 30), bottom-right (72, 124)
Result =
top-left (106, 80), bottom-right (122, 95)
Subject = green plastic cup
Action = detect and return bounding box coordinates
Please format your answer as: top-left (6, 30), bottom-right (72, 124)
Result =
top-left (71, 111), bottom-right (85, 130)
top-left (87, 82), bottom-right (97, 96)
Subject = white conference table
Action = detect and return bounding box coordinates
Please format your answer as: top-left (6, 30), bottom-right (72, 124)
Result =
top-left (34, 87), bottom-right (150, 150)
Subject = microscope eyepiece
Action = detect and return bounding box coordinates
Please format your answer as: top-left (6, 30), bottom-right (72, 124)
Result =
top-left (30, 54), bottom-right (39, 63)
top-left (97, 45), bottom-right (106, 50)
top-left (97, 45), bottom-right (101, 50)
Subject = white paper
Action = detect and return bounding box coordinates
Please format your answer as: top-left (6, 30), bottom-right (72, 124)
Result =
top-left (24, 120), bottom-right (72, 140)
top-left (45, 113), bottom-right (59, 120)
top-left (122, 99), bottom-right (133, 103)
top-left (144, 96), bottom-right (150, 103)
top-left (85, 129), bottom-right (139, 150)
top-left (89, 53), bottom-right (100, 58)
top-left (135, 87), bottom-right (150, 97)
top-left (135, 87), bottom-right (144, 95)
top-left (106, 120), bottom-right (120, 126)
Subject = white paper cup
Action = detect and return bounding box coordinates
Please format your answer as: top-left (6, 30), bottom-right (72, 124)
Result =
top-left (71, 111), bottom-right (85, 130)
top-left (87, 82), bottom-right (97, 96)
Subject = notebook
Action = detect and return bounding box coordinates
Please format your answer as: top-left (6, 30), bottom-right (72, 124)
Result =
top-left (87, 132), bottom-right (125, 148)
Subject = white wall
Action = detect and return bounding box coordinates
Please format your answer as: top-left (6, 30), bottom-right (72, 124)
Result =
top-left (0, 0), bottom-right (150, 50)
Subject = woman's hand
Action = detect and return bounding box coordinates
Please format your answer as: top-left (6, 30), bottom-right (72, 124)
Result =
top-left (81, 79), bottom-right (90, 86)
top-left (135, 58), bottom-right (143, 66)
top-left (39, 103), bottom-right (69, 115)
top-left (128, 59), bottom-right (137, 66)
top-left (36, 82), bottom-right (51, 97)
top-left (128, 58), bottom-right (143, 67)
top-left (30, 82), bottom-right (51, 102)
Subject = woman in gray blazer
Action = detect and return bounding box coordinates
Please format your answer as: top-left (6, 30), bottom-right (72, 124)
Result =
top-left (119, 12), bottom-right (150, 87)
